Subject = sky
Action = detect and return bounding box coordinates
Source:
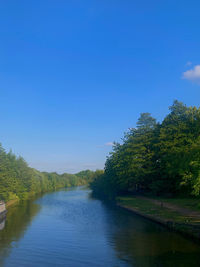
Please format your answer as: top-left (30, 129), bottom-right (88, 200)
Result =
top-left (0, 0), bottom-right (200, 173)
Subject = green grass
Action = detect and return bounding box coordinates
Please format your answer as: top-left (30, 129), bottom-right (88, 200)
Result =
top-left (117, 196), bottom-right (200, 224)
top-left (153, 197), bottom-right (200, 211)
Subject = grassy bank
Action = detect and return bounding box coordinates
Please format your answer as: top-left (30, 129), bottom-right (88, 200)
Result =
top-left (117, 196), bottom-right (200, 240)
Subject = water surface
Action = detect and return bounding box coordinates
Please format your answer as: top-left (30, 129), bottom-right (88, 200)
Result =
top-left (0, 187), bottom-right (200, 267)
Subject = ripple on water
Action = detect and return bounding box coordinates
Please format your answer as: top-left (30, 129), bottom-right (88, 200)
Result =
top-left (0, 187), bottom-right (200, 267)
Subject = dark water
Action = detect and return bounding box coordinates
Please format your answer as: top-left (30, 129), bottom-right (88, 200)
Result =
top-left (0, 187), bottom-right (200, 267)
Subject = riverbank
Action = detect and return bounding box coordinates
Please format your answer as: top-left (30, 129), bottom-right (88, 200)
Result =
top-left (4, 185), bottom-right (89, 210)
top-left (117, 196), bottom-right (200, 241)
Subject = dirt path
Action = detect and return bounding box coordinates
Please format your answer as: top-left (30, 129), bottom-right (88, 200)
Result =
top-left (137, 196), bottom-right (200, 219)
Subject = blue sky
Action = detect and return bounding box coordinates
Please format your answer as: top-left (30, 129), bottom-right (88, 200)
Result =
top-left (0, 0), bottom-right (200, 173)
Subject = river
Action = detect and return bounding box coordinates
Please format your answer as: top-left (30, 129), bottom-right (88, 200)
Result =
top-left (0, 187), bottom-right (200, 267)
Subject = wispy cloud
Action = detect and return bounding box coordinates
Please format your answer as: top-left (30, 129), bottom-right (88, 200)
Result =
top-left (96, 142), bottom-right (114, 148)
top-left (104, 142), bottom-right (114, 146)
top-left (182, 65), bottom-right (200, 84)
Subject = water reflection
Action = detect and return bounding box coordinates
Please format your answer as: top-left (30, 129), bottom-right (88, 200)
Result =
top-left (0, 218), bottom-right (5, 231)
top-left (0, 200), bottom-right (40, 266)
top-left (0, 188), bottom-right (200, 267)
top-left (103, 204), bottom-right (200, 267)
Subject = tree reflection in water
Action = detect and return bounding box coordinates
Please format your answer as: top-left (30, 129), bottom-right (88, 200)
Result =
top-left (105, 205), bottom-right (200, 267)
top-left (0, 200), bottom-right (40, 266)
top-left (0, 190), bottom-right (200, 267)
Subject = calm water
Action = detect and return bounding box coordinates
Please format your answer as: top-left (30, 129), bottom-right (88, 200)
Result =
top-left (0, 187), bottom-right (200, 267)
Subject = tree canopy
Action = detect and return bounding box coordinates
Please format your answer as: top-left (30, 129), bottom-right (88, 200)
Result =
top-left (90, 100), bottom-right (200, 199)
top-left (0, 145), bottom-right (91, 202)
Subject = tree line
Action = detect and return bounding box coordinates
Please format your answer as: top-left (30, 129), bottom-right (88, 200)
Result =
top-left (0, 144), bottom-right (91, 202)
top-left (90, 100), bottom-right (200, 199)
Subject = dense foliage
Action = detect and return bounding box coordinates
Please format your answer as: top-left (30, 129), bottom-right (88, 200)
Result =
top-left (90, 101), bottom-right (200, 199)
top-left (0, 145), bottom-right (89, 202)
top-left (75, 170), bottom-right (99, 184)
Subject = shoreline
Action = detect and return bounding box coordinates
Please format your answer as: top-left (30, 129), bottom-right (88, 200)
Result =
top-left (117, 197), bottom-right (200, 242)
top-left (4, 190), bottom-right (200, 242)
top-left (4, 185), bottom-right (88, 210)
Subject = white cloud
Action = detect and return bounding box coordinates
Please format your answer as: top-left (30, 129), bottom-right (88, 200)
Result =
top-left (105, 142), bottom-right (114, 146)
top-left (182, 65), bottom-right (200, 84)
